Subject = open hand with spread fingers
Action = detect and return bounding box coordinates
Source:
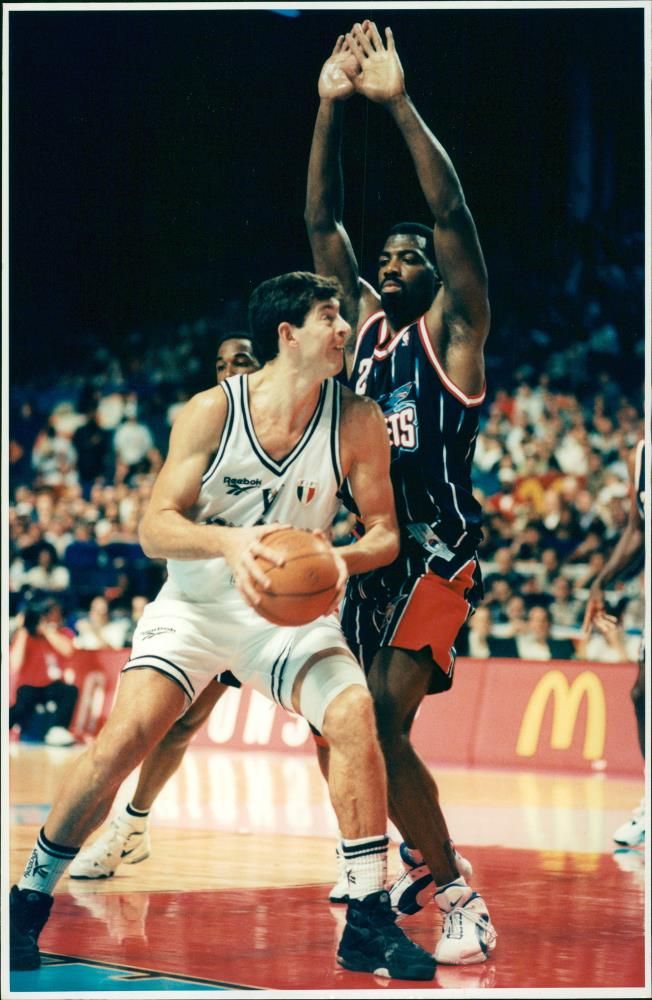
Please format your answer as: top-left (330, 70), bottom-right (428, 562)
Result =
top-left (220, 523), bottom-right (289, 609)
top-left (318, 34), bottom-right (360, 101)
top-left (346, 20), bottom-right (406, 104)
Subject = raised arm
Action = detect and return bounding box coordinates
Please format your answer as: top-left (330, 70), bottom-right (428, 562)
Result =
top-left (349, 22), bottom-right (490, 348)
top-left (305, 36), bottom-right (379, 335)
top-left (336, 389), bottom-right (400, 576)
top-left (582, 446), bottom-right (644, 635)
top-left (139, 389), bottom-right (284, 607)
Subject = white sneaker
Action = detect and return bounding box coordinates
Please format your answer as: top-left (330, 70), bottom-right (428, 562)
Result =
top-left (434, 883), bottom-right (497, 965)
top-left (613, 847), bottom-right (645, 874)
top-left (44, 726), bottom-right (76, 747)
top-left (613, 800), bottom-right (645, 847)
top-left (329, 845), bottom-right (349, 903)
top-left (389, 842), bottom-right (473, 916)
top-left (69, 817), bottom-right (151, 879)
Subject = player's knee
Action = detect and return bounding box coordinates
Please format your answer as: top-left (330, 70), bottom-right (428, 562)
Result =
top-left (162, 711), bottom-right (203, 750)
top-left (86, 732), bottom-right (139, 790)
top-left (372, 689), bottom-right (410, 747)
top-left (321, 684), bottom-right (374, 748)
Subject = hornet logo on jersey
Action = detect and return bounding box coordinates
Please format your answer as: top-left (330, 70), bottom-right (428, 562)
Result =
top-left (378, 382), bottom-right (419, 454)
top-left (297, 480), bottom-right (318, 505)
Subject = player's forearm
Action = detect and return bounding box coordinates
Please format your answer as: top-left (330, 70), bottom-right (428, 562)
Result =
top-left (305, 100), bottom-right (346, 231)
top-left (139, 510), bottom-right (231, 561)
top-left (592, 525), bottom-right (643, 589)
top-left (337, 521), bottom-right (399, 576)
top-left (385, 93), bottom-right (464, 220)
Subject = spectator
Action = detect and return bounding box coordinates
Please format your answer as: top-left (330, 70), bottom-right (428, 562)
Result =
top-left (484, 579), bottom-right (514, 624)
top-left (494, 594), bottom-right (528, 639)
top-left (72, 402), bottom-right (113, 498)
top-left (515, 605), bottom-right (576, 661)
top-left (9, 596), bottom-right (78, 746)
top-left (483, 547), bottom-right (525, 594)
top-left (459, 607), bottom-right (519, 658)
top-left (31, 418), bottom-right (78, 489)
top-left (121, 595), bottom-right (149, 647)
top-left (73, 595), bottom-right (129, 650)
top-left (113, 406), bottom-right (161, 487)
top-left (10, 545), bottom-right (71, 596)
top-left (10, 401), bottom-right (43, 488)
top-left (548, 576), bottom-right (583, 630)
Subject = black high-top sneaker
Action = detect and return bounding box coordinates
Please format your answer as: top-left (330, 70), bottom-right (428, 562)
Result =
top-left (337, 888), bottom-right (436, 980)
top-left (10, 885), bottom-right (54, 970)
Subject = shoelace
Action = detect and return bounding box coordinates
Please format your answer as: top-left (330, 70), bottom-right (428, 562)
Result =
top-left (444, 900), bottom-right (492, 934)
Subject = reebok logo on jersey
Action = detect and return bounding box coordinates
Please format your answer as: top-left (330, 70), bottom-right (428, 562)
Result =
top-left (224, 476), bottom-right (262, 494)
top-left (296, 480), bottom-right (318, 504)
top-left (140, 627), bottom-right (176, 639)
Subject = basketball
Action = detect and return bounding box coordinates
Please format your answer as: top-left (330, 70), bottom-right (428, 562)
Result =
top-left (253, 527), bottom-right (340, 626)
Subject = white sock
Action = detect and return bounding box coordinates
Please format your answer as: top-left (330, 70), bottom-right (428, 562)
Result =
top-left (122, 802), bottom-right (149, 831)
top-left (341, 834), bottom-right (389, 900)
top-left (18, 828), bottom-right (79, 896)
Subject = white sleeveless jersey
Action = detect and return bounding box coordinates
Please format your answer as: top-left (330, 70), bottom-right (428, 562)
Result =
top-left (160, 374), bottom-right (344, 604)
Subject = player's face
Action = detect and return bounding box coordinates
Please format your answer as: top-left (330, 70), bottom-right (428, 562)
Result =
top-left (216, 338), bottom-right (259, 383)
top-left (295, 297), bottom-right (350, 376)
top-left (377, 234), bottom-right (437, 317)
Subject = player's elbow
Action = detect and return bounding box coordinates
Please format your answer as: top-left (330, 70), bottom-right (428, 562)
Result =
top-left (138, 516), bottom-right (160, 559)
top-left (379, 527), bottom-right (400, 568)
top-left (304, 206), bottom-right (332, 236)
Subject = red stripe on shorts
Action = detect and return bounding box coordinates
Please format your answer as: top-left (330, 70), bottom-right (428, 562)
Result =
top-left (389, 560), bottom-right (476, 673)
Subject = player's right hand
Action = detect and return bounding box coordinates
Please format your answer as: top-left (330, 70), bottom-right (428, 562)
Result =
top-left (581, 586), bottom-right (606, 637)
top-left (222, 524), bottom-right (287, 609)
top-left (318, 35), bottom-right (359, 100)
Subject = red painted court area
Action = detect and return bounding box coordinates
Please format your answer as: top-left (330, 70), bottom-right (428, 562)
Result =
top-left (34, 846), bottom-right (645, 991)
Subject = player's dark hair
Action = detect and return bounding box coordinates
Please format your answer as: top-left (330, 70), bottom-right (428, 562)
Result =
top-left (215, 330), bottom-right (253, 352)
top-left (386, 222), bottom-right (441, 280)
top-left (248, 271), bottom-right (343, 363)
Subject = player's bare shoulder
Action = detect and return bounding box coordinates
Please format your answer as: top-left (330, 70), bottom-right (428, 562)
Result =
top-left (169, 384), bottom-right (229, 453)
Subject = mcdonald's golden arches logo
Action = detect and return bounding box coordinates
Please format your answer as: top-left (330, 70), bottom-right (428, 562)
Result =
top-left (516, 670), bottom-right (606, 760)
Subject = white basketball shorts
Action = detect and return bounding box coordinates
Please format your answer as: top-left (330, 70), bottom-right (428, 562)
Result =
top-left (122, 595), bottom-right (364, 731)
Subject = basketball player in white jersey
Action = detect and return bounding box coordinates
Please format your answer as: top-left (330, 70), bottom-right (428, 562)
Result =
top-left (10, 271), bottom-right (436, 980)
top-left (583, 439), bottom-right (646, 848)
top-left (68, 333), bottom-right (263, 881)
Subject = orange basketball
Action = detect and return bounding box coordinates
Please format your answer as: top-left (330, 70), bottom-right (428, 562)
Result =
top-left (253, 527), bottom-right (340, 626)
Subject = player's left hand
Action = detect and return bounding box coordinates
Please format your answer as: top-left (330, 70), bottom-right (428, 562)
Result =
top-left (327, 551), bottom-right (348, 615)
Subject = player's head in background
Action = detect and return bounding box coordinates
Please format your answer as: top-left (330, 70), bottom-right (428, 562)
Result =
top-left (378, 222), bottom-right (442, 322)
top-left (248, 271), bottom-right (347, 374)
top-left (215, 332), bottom-right (260, 383)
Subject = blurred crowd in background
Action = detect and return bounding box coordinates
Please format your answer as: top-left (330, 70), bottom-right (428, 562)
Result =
top-left (8, 220), bottom-right (645, 665)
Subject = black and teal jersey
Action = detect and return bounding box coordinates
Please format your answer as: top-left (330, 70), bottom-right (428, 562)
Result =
top-left (344, 309), bottom-right (486, 570)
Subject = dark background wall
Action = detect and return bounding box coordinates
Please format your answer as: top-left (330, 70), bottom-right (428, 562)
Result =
top-left (9, 6), bottom-right (646, 382)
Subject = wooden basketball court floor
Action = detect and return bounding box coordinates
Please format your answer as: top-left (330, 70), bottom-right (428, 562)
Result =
top-left (5, 742), bottom-right (649, 997)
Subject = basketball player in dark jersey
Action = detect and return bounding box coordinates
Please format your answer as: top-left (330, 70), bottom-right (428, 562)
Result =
top-left (306, 21), bottom-right (496, 964)
top-left (583, 439), bottom-right (646, 848)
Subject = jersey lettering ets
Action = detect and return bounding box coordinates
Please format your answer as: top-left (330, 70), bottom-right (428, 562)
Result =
top-left (160, 374), bottom-right (343, 604)
top-left (345, 310), bottom-right (485, 575)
